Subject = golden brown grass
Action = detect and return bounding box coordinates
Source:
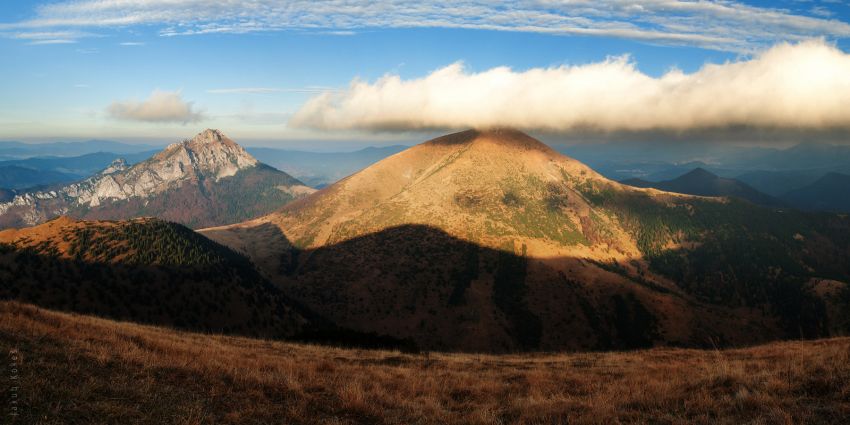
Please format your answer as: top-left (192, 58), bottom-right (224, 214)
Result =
top-left (1, 301), bottom-right (848, 424)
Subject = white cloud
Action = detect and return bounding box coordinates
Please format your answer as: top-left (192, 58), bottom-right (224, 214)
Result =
top-left (27, 39), bottom-right (76, 45)
top-left (10, 30), bottom-right (82, 44)
top-left (119, 41), bottom-right (145, 46)
top-left (2, 1), bottom-right (850, 52)
top-left (107, 90), bottom-right (204, 123)
top-left (290, 40), bottom-right (850, 133)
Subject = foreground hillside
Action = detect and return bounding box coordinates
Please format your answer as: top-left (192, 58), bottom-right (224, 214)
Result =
top-left (2, 301), bottom-right (849, 424)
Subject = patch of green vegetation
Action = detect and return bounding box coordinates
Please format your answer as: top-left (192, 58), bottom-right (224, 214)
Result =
top-left (485, 175), bottom-right (589, 246)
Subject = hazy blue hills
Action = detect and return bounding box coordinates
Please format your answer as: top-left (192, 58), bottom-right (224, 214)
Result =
top-left (782, 173), bottom-right (850, 213)
top-left (0, 151), bottom-right (157, 190)
top-left (0, 139), bottom-right (160, 159)
top-left (621, 168), bottom-right (785, 207)
top-left (247, 145), bottom-right (408, 187)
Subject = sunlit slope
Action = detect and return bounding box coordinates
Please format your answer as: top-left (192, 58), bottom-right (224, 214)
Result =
top-left (202, 129), bottom-right (850, 352)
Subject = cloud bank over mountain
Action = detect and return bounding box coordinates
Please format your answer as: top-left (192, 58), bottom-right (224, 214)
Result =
top-left (290, 41), bottom-right (850, 134)
top-left (107, 90), bottom-right (204, 124)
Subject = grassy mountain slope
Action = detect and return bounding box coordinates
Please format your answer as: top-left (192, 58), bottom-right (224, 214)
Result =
top-left (203, 129), bottom-right (850, 352)
top-left (3, 301), bottom-right (849, 424)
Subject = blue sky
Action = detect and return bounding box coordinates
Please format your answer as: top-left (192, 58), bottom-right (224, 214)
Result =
top-left (2, 1), bottom-right (850, 148)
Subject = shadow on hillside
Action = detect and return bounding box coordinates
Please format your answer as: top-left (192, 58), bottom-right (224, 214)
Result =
top-left (221, 221), bottom-right (850, 353)
top-left (4, 217), bottom-right (849, 354)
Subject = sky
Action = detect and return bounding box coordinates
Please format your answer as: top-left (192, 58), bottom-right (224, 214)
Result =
top-left (2, 0), bottom-right (850, 148)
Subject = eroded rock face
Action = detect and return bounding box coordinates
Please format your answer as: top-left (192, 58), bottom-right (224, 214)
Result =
top-left (0, 130), bottom-right (271, 227)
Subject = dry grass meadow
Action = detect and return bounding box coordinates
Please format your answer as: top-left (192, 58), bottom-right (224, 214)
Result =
top-left (1, 301), bottom-right (848, 424)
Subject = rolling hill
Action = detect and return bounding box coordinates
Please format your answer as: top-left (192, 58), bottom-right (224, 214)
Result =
top-left (621, 168), bottom-right (785, 207)
top-left (0, 129), bottom-right (314, 229)
top-left (0, 216), bottom-right (309, 338)
top-left (202, 129), bottom-right (850, 352)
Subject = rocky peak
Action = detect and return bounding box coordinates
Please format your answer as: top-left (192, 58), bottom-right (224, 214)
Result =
top-left (156, 129), bottom-right (258, 180)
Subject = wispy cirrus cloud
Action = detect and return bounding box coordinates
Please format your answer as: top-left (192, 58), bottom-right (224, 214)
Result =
top-left (10, 30), bottom-right (83, 44)
top-left (290, 40), bottom-right (850, 134)
top-left (1, 1), bottom-right (850, 52)
top-left (107, 90), bottom-right (204, 124)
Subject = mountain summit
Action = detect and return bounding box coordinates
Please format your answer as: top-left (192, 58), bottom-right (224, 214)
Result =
top-left (202, 129), bottom-right (850, 352)
top-left (156, 129), bottom-right (258, 180)
top-left (0, 129), bottom-right (313, 228)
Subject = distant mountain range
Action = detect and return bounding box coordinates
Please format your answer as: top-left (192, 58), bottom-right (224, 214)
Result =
top-left (782, 172), bottom-right (850, 213)
top-left (0, 150), bottom-right (158, 190)
top-left (621, 168), bottom-right (785, 207)
top-left (0, 139), bottom-right (159, 159)
top-left (560, 141), bottom-right (850, 203)
top-left (247, 145), bottom-right (408, 188)
top-left (0, 130), bottom-right (314, 229)
top-left (621, 167), bottom-right (850, 213)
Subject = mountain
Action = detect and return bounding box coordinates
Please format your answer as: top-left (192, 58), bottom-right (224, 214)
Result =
top-left (0, 129), bottom-right (315, 229)
top-left (782, 173), bottom-right (850, 213)
top-left (248, 145), bottom-right (408, 188)
top-left (621, 168), bottom-right (785, 207)
top-left (0, 216), bottom-right (309, 338)
top-left (202, 129), bottom-right (850, 352)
